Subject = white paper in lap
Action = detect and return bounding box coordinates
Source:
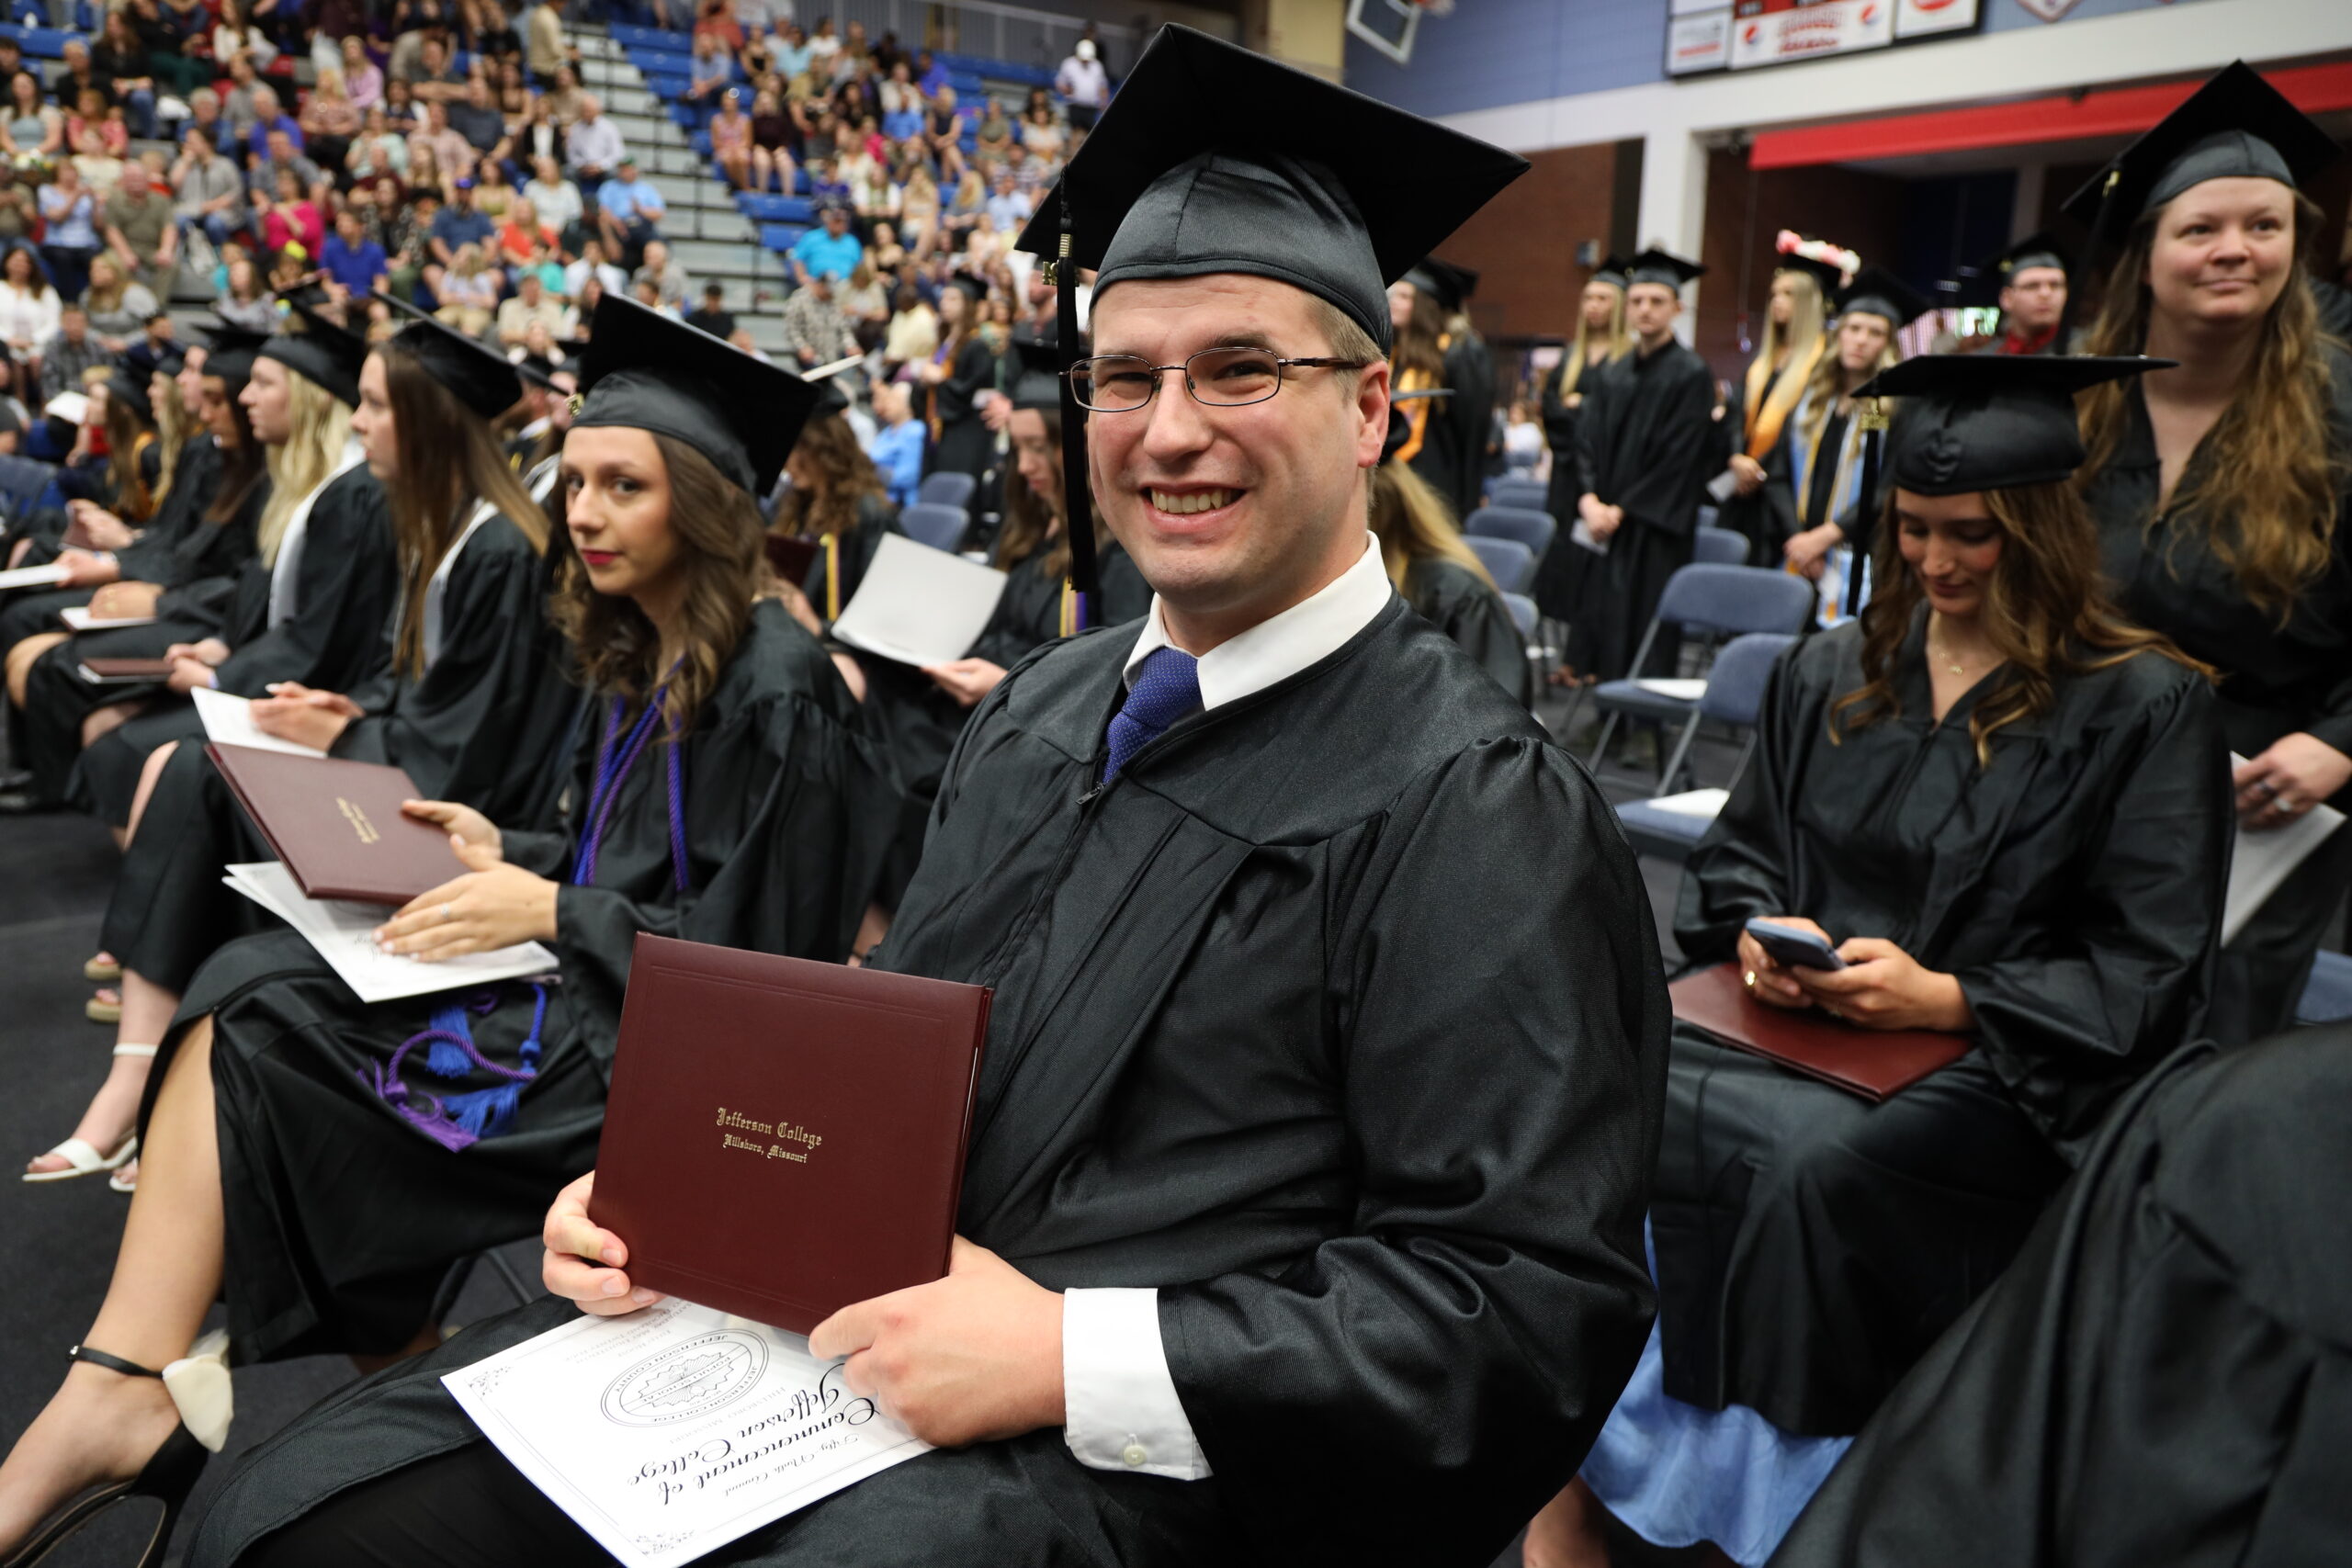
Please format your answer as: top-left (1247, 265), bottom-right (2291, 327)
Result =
top-left (191, 686), bottom-right (330, 758)
top-left (0, 562), bottom-right (70, 589)
top-left (442, 1300), bottom-right (933, 1568)
top-left (221, 862), bottom-right (556, 1002)
top-left (829, 532), bottom-right (1008, 668)
top-left (59, 606), bottom-right (156, 631)
top-left (2222, 754), bottom-right (2346, 947)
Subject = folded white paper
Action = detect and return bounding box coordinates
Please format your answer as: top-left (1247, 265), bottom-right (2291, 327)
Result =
top-left (0, 561), bottom-right (71, 590)
top-left (59, 606), bottom-right (155, 631)
top-left (1569, 517), bottom-right (1610, 557)
top-left (444, 1300), bottom-right (933, 1568)
top-left (1645, 787), bottom-right (1729, 819)
top-left (2222, 754), bottom-right (2346, 947)
top-left (1634, 677), bottom-right (1708, 702)
top-left (1705, 469), bottom-right (1742, 503)
top-left (222, 862), bottom-right (556, 1003)
top-left (42, 390), bottom-right (88, 426)
top-left (191, 686), bottom-right (330, 759)
top-left (830, 532), bottom-right (1008, 668)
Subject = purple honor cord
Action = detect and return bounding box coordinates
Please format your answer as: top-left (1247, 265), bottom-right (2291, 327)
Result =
top-left (374, 674), bottom-right (691, 1151)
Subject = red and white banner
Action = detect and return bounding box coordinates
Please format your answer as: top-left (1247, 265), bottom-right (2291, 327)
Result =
top-left (1668, 0), bottom-right (1981, 77)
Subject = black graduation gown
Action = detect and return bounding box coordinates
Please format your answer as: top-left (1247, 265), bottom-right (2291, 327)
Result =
top-left (1535, 352), bottom-right (1601, 620)
top-left (136, 602), bottom-right (893, 1370)
top-left (1657, 617), bottom-right (2229, 1437)
top-left (99, 510), bottom-right (571, 993)
top-left (922, 335), bottom-right (998, 481)
top-left (790, 491), bottom-right (899, 622)
top-left (1568, 339), bottom-right (1716, 680)
top-left (7, 471), bottom-right (269, 802)
top-left (1403, 555), bottom-right (1528, 705)
top-left (1408, 330), bottom-right (1493, 523)
top-left (1770, 1027), bottom-right (2352, 1568)
top-left (64, 464), bottom-right (399, 825)
top-left (2086, 346), bottom-right (2352, 1043)
top-left (1715, 351), bottom-right (1804, 561)
top-left (188, 596), bottom-right (1671, 1568)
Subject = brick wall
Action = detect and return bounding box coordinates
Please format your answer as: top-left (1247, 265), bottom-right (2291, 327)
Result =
top-left (1428, 138), bottom-right (1626, 347)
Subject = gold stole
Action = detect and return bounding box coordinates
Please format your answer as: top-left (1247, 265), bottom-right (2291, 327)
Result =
top-left (1743, 336), bottom-right (1825, 461)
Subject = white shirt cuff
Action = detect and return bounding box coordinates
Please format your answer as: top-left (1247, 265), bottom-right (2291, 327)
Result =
top-left (1060, 1287), bottom-right (1211, 1481)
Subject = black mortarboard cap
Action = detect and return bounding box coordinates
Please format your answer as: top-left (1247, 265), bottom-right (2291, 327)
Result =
top-left (942, 272), bottom-right (989, 304)
top-left (1591, 254), bottom-right (1630, 290)
top-left (1986, 231), bottom-right (2070, 281)
top-left (512, 351), bottom-right (560, 389)
top-left (1626, 249), bottom-right (1704, 289)
top-left (260, 300), bottom-right (368, 407)
top-left (571, 293), bottom-right (820, 496)
top-left (102, 365), bottom-right (153, 424)
top-left (1852, 354), bottom-right (2174, 495)
top-left (1772, 250), bottom-right (1845, 293)
top-left (1013, 24), bottom-right (1526, 353)
top-left (197, 317), bottom-right (270, 386)
top-left (2062, 61), bottom-right (2339, 224)
top-left (372, 291), bottom-right (525, 419)
top-left (1405, 256), bottom-right (1478, 315)
top-left (1010, 330), bottom-right (1060, 412)
top-left (1837, 266), bottom-right (1932, 329)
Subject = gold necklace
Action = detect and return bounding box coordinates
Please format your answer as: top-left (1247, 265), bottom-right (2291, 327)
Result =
top-left (1928, 625), bottom-right (1983, 678)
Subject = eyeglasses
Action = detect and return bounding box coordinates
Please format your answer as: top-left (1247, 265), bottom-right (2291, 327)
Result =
top-left (1069, 347), bottom-right (1372, 413)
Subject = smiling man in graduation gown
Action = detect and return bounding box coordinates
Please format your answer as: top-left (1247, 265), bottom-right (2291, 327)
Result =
top-left (178, 26), bottom-right (1669, 1568)
top-left (1569, 251), bottom-right (1718, 681)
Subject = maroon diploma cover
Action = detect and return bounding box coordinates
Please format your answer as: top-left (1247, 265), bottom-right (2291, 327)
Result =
top-left (1670, 962), bottom-right (1971, 1103)
top-left (79, 657), bottom-right (176, 682)
top-left (205, 742), bottom-right (465, 905)
top-left (590, 934), bottom-right (992, 1334)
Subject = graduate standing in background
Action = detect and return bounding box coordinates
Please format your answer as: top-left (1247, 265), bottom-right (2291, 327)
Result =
top-left (1533, 254), bottom-right (1627, 656)
top-left (174, 28), bottom-right (1669, 1568)
top-left (1718, 247), bottom-right (1838, 565)
top-left (1569, 250), bottom-right (1717, 681)
top-left (2068, 62), bottom-right (2351, 1044)
top-left (1396, 256), bottom-right (1494, 523)
top-left (1967, 234), bottom-right (2069, 356)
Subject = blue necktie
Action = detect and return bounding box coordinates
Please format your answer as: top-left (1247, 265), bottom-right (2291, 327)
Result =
top-left (1103, 647), bottom-right (1201, 783)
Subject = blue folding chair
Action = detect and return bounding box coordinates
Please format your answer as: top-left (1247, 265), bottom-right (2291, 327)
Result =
top-left (1487, 476), bottom-right (1548, 513)
top-left (917, 470), bottom-right (978, 512)
top-left (1693, 525), bottom-right (1747, 566)
top-left (1502, 592), bottom-right (1537, 639)
top-left (1466, 535), bottom-right (1535, 594)
top-left (1577, 564), bottom-right (1815, 783)
top-left (2297, 950), bottom-right (2352, 1024)
top-left (1611, 632), bottom-right (1793, 862)
top-left (1465, 504), bottom-right (1556, 561)
top-left (899, 502), bottom-right (968, 554)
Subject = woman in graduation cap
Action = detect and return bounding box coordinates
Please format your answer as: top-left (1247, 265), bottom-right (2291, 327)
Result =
top-left (1525, 355), bottom-right (2231, 1568)
top-left (0, 296), bottom-right (897, 1560)
top-left (1533, 254), bottom-right (1628, 655)
top-left (2067, 61), bottom-right (2352, 1044)
top-left (1374, 389), bottom-right (1531, 705)
top-left (1394, 257), bottom-right (1494, 524)
top-left (1772, 267), bottom-right (1926, 624)
top-left (0, 333), bottom-right (272, 810)
top-left (918, 272), bottom-right (996, 483)
top-left (771, 371), bottom-right (901, 624)
top-left (1718, 248), bottom-right (1837, 564)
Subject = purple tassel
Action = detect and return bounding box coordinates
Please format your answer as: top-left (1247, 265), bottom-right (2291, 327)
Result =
top-left (443, 1080), bottom-right (525, 1139)
top-left (363, 984), bottom-right (551, 1151)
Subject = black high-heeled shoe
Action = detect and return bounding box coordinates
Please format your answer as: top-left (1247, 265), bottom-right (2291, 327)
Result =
top-left (2, 1346), bottom-right (209, 1568)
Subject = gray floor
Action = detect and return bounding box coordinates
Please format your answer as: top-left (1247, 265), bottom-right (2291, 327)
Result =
top-left (0, 684), bottom-right (1721, 1567)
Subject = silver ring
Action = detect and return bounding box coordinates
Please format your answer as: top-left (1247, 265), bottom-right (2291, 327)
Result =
top-left (439, 903), bottom-right (453, 922)
top-left (2257, 780), bottom-right (2278, 797)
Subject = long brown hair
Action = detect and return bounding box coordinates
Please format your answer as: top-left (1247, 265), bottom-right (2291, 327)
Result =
top-left (100, 383), bottom-right (155, 522)
top-left (772, 411), bottom-right (884, 540)
top-left (201, 372), bottom-right (268, 525)
top-left (550, 434), bottom-right (756, 738)
top-left (1390, 287), bottom-right (1448, 388)
top-left (1370, 458), bottom-right (1497, 592)
top-left (2076, 195), bottom-right (2345, 616)
top-left (1831, 480), bottom-right (2208, 766)
top-left (376, 337), bottom-right (551, 676)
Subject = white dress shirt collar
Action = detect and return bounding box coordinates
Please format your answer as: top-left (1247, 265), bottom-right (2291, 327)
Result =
top-left (1120, 534), bottom-right (1392, 711)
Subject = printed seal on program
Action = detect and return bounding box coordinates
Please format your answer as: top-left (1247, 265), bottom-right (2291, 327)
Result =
top-left (601, 1329), bottom-right (772, 1427)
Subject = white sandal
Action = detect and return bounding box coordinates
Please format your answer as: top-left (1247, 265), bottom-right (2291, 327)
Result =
top-left (22, 1043), bottom-right (156, 1185)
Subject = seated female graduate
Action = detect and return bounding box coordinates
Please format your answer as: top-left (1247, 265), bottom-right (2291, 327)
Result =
top-left (1772, 1022), bottom-right (2352, 1568)
top-left (1523, 355), bottom-right (2234, 1568)
top-left (769, 376), bottom-right (903, 626)
top-left (1769, 269), bottom-right (1927, 626)
top-left (2, 347), bottom-right (194, 574)
top-left (0, 336), bottom-right (271, 808)
top-left (21, 311), bottom-right (571, 1189)
top-left (852, 335), bottom-right (1151, 914)
top-left (63, 305), bottom-right (397, 836)
top-left (0, 294), bottom-right (898, 1557)
top-left (1372, 388), bottom-right (1531, 705)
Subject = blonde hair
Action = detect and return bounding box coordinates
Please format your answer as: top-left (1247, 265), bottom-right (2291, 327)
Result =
top-left (153, 367), bottom-right (194, 498)
top-left (1758, 269), bottom-right (1827, 378)
top-left (1371, 459), bottom-right (1496, 592)
top-left (1557, 280), bottom-right (1629, 400)
top-left (257, 373), bottom-right (353, 566)
top-left (2076, 196), bottom-right (2345, 617)
top-left (1799, 320), bottom-right (1900, 450)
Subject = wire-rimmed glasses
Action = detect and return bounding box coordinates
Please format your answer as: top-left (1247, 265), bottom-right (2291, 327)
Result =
top-left (1069, 347), bottom-right (1372, 413)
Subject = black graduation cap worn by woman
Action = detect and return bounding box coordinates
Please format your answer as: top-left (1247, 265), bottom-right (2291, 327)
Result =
top-left (1014, 21), bottom-right (1524, 618)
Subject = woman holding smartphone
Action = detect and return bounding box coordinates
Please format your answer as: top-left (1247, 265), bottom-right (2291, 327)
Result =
top-left (1524, 355), bottom-right (2232, 1568)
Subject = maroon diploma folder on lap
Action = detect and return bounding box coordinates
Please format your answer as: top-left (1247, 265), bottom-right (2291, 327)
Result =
top-left (1670, 963), bottom-right (1970, 1103)
top-left (204, 742), bottom-right (464, 905)
top-left (590, 934), bottom-right (992, 1334)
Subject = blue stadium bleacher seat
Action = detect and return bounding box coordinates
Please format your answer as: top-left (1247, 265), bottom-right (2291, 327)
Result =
top-left (760, 223), bottom-right (808, 254)
top-left (689, 130), bottom-right (712, 156)
top-left (737, 193), bottom-right (813, 224)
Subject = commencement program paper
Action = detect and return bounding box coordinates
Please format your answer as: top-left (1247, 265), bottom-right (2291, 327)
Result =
top-left (444, 1299), bottom-right (932, 1568)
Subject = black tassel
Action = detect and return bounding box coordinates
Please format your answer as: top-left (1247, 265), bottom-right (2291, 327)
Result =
top-left (1055, 186), bottom-right (1099, 621)
top-left (2058, 168), bottom-right (2123, 353)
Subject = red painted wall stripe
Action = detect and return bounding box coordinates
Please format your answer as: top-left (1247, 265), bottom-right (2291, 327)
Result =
top-left (1747, 62), bottom-right (2352, 170)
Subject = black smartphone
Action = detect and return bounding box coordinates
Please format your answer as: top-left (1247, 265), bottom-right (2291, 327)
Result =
top-left (1744, 918), bottom-right (1847, 972)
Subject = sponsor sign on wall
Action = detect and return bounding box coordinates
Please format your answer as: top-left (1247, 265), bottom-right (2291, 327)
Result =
top-left (1667, 0), bottom-right (1982, 76)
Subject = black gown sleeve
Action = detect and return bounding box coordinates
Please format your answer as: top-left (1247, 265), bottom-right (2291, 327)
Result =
top-left (1160, 738), bottom-right (1669, 1567)
top-left (1408, 558), bottom-right (1530, 706)
top-left (152, 480), bottom-right (269, 626)
top-left (1613, 355), bottom-right (1717, 538)
top-left (1676, 637), bottom-right (1816, 959)
top-left (212, 476), bottom-right (399, 696)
